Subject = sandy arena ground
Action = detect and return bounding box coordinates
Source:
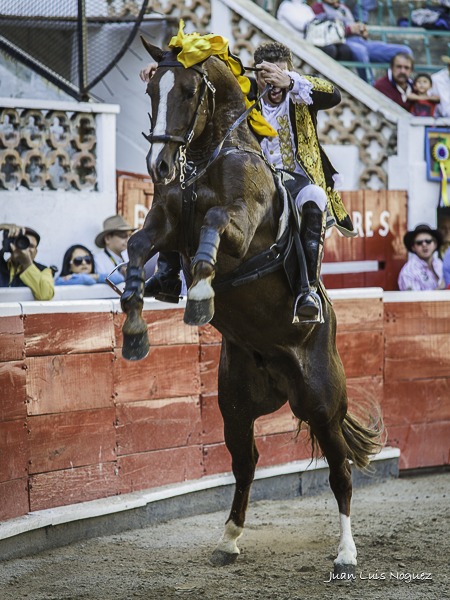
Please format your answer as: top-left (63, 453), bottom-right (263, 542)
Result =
top-left (1, 471), bottom-right (449, 600)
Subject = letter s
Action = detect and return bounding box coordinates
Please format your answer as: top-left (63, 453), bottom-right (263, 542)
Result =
top-left (378, 210), bottom-right (390, 237)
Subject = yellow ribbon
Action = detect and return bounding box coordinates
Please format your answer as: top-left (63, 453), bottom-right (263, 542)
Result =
top-left (433, 142), bottom-right (449, 207)
top-left (169, 20), bottom-right (277, 138)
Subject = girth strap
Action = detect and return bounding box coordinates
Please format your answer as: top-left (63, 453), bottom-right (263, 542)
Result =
top-left (211, 227), bottom-right (291, 294)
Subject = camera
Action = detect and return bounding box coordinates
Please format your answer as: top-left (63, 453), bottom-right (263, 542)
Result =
top-left (2, 231), bottom-right (30, 253)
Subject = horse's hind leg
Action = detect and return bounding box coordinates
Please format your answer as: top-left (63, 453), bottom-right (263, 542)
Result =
top-left (209, 340), bottom-right (261, 566)
top-left (289, 312), bottom-right (358, 575)
top-left (312, 416), bottom-right (357, 575)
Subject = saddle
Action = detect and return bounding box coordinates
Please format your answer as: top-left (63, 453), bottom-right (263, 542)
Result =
top-left (181, 169), bottom-right (333, 315)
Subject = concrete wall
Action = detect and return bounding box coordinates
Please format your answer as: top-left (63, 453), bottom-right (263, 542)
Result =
top-left (388, 117), bottom-right (450, 229)
top-left (0, 99), bottom-right (119, 270)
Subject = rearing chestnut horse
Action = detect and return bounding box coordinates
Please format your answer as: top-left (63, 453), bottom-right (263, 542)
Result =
top-left (121, 40), bottom-right (382, 575)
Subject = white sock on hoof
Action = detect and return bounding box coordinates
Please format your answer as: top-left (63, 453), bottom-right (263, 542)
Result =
top-left (215, 521), bottom-right (244, 554)
top-left (187, 278), bottom-right (215, 301)
top-left (335, 514), bottom-right (357, 566)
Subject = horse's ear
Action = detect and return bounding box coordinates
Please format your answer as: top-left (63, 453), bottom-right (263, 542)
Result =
top-left (140, 35), bottom-right (165, 63)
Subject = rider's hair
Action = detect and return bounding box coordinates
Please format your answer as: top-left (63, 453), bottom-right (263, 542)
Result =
top-left (253, 42), bottom-right (293, 71)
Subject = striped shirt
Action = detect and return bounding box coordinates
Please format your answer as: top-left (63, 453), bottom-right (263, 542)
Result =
top-left (398, 253), bottom-right (443, 291)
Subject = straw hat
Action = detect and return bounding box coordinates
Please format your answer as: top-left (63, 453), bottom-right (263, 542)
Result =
top-left (95, 215), bottom-right (136, 248)
top-left (403, 224), bottom-right (443, 253)
top-left (441, 56), bottom-right (450, 65)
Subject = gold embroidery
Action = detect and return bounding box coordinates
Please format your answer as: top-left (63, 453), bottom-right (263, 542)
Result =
top-left (303, 75), bottom-right (334, 94)
top-left (276, 115), bottom-right (296, 171)
top-left (294, 104), bottom-right (348, 223)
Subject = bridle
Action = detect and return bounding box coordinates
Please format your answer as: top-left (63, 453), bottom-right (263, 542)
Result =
top-left (142, 61), bottom-right (216, 187)
top-left (143, 59), bottom-right (270, 189)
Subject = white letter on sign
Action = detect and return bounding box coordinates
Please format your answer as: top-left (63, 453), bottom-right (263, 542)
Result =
top-left (134, 204), bottom-right (148, 229)
top-left (352, 211), bottom-right (364, 237)
top-left (378, 211), bottom-right (390, 237)
top-left (365, 211), bottom-right (374, 237)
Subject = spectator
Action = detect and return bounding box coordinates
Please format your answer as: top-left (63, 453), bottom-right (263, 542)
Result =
top-left (0, 223), bottom-right (54, 300)
top-left (350, 0), bottom-right (377, 23)
top-left (311, 0), bottom-right (413, 82)
top-left (374, 53), bottom-right (414, 111)
top-left (408, 73), bottom-right (440, 117)
top-left (443, 246), bottom-right (450, 288)
top-left (277, 0), bottom-right (315, 34)
top-left (94, 215), bottom-right (136, 279)
top-left (55, 245), bottom-right (124, 286)
top-left (432, 56), bottom-right (450, 118)
top-left (398, 224), bottom-right (445, 291)
top-left (277, 0), bottom-right (353, 61)
top-left (437, 206), bottom-right (450, 260)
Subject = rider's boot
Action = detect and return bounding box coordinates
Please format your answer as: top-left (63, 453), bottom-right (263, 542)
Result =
top-left (294, 201), bottom-right (326, 321)
top-left (144, 251), bottom-right (182, 303)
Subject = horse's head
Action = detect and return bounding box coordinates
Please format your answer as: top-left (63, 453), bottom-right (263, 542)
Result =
top-left (141, 38), bottom-right (215, 184)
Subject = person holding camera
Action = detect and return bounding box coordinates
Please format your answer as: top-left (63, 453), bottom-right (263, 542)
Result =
top-left (0, 223), bottom-right (54, 300)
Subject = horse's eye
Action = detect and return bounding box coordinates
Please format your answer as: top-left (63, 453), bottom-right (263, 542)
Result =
top-left (186, 89), bottom-right (197, 99)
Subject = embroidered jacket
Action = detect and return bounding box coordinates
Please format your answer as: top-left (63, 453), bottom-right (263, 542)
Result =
top-left (249, 75), bottom-right (354, 234)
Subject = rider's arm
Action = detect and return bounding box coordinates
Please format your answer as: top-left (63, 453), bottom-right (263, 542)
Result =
top-left (302, 75), bottom-right (341, 110)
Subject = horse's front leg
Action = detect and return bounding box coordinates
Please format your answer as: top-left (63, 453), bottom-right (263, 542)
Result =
top-left (121, 206), bottom-right (171, 360)
top-left (184, 204), bottom-right (249, 326)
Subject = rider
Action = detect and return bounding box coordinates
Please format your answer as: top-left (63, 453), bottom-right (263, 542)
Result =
top-left (139, 42), bottom-right (354, 320)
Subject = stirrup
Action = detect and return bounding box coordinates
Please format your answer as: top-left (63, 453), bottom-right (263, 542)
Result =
top-left (145, 275), bottom-right (181, 304)
top-left (292, 290), bottom-right (324, 325)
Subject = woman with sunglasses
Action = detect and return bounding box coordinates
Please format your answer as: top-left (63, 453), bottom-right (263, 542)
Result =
top-left (55, 245), bottom-right (124, 286)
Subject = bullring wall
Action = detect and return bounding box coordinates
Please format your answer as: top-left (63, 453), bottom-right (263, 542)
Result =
top-left (0, 289), bottom-right (449, 523)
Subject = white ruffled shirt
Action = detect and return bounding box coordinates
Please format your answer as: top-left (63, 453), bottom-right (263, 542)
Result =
top-left (260, 71), bottom-right (313, 177)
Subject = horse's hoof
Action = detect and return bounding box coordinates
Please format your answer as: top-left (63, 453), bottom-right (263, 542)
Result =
top-left (334, 563), bottom-right (356, 579)
top-left (122, 332), bottom-right (150, 361)
top-left (209, 550), bottom-right (239, 567)
top-left (184, 298), bottom-right (214, 326)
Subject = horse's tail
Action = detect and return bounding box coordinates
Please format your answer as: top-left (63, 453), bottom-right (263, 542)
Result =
top-left (341, 405), bottom-right (385, 469)
top-left (297, 399), bottom-right (386, 470)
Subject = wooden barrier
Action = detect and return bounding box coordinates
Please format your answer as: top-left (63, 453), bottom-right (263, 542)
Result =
top-left (1, 290), bottom-right (449, 523)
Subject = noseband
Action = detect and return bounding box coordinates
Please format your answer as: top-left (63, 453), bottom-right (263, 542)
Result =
top-left (142, 61), bottom-right (216, 149)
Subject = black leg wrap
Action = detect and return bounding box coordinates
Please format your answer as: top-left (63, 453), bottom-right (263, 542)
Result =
top-left (121, 266), bottom-right (146, 308)
top-left (190, 227), bottom-right (221, 273)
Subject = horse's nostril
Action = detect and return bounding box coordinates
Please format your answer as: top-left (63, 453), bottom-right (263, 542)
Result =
top-left (158, 159), bottom-right (170, 179)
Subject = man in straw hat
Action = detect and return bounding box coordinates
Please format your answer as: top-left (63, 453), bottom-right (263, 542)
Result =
top-left (432, 56), bottom-right (450, 118)
top-left (398, 224), bottom-right (445, 291)
top-left (94, 215), bottom-right (136, 278)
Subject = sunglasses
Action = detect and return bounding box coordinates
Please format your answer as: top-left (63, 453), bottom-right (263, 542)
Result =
top-left (112, 231), bottom-right (131, 239)
top-left (414, 239), bottom-right (434, 246)
top-left (71, 256), bottom-right (93, 266)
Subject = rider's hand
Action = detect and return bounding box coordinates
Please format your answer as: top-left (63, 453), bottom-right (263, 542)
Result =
top-left (256, 61), bottom-right (291, 89)
top-left (140, 63), bottom-right (158, 83)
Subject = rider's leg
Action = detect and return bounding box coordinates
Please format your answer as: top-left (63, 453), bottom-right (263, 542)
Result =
top-left (144, 251), bottom-right (182, 303)
top-left (294, 185), bottom-right (327, 320)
